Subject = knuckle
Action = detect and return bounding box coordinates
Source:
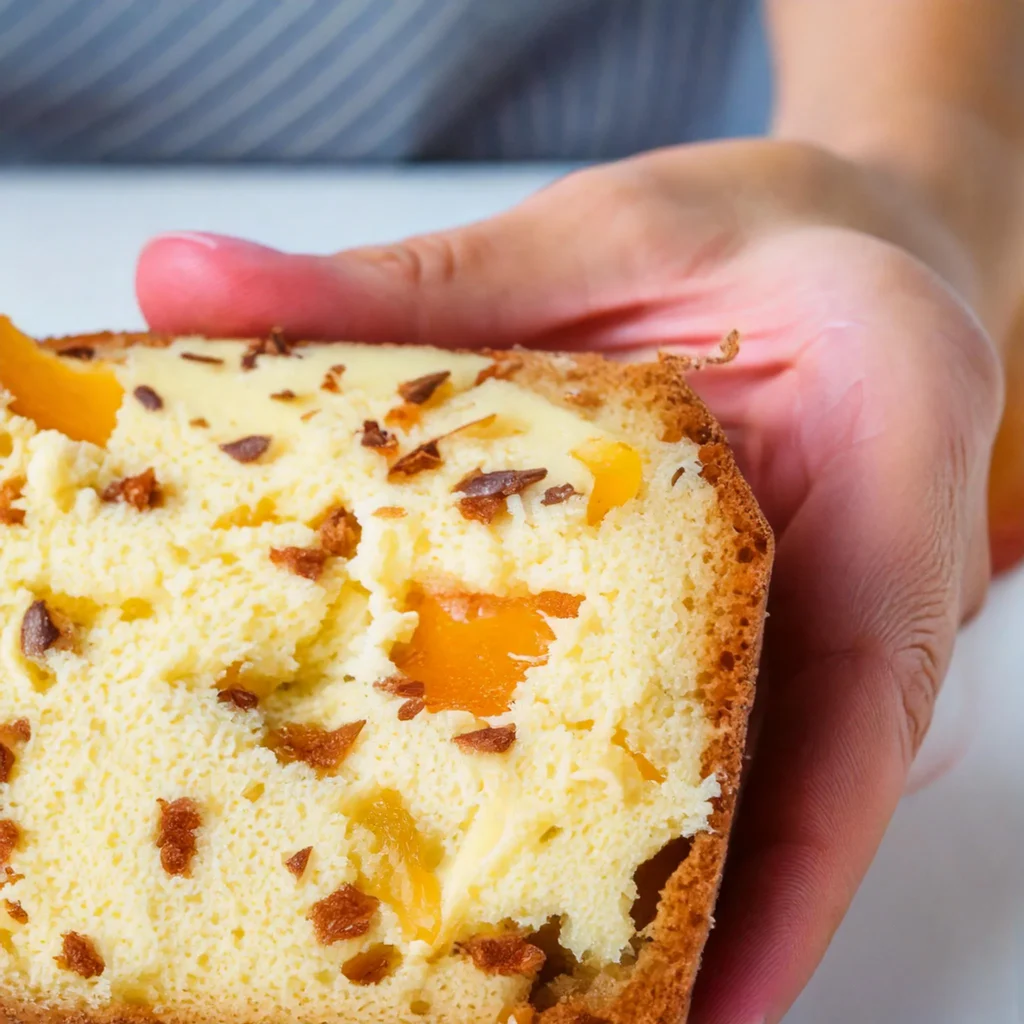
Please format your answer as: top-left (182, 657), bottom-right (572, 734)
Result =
top-left (373, 232), bottom-right (466, 288)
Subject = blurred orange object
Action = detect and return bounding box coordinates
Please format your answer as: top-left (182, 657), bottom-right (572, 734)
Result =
top-left (990, 305), bottom-right (1024, 574)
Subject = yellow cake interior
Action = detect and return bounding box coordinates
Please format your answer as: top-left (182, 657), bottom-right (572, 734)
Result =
top-left (0, 320), bottom-right (729, 1023)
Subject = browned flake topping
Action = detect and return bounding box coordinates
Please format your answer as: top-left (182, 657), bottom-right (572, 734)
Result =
top-left (270, 546), bottom-right (328, 581)
top-left (384, 403), bottom-right (421, 431)
top-left (156, 797), bottom-right (201, 877)
top-left (475, 354), bottom-right (523, 386)
top-left (190, 417), bottom-right (210, 428)
top-left (4, 899), bottom-right (27, 924)
top-left (670, 466), bottom-right (685, 487)
top-left (21, 600), bottom-right (60, 657)
top-left (397, 698), bottom-right (425, 721)
top-left (308, 884), bottom-right (379, 944)
top-left (388, 440), bottom-right (442, 478)
top-left (133, 385), bottom-right (163, 411)
top-left (270, 389), bottom-right (297, 401)
top-left (453, 725), bottom-right (517, 754)
top-left (285, 846), bottom-right (312, 879)
top-left (0, 720), bottom-right (31, 744)
top-left (541, 484), bottom-right (580, 506)
top-left (55, 932), bottom-right (105, 978)
top-left (398, 370), bottom-right (450, 405)
top-left (300, 409), bottom-right (320, 422)
top-left (454, 468), bottom-right (547, 499)
top-left (0, 477), bottom-right (26, 526)
top-left (321, 365), bottom-right (346, 393)
top-left (0, 820), bottom-right (20, 867)
top-left (242, 328), bottom-right (292, 370)
top-left (56, 345), bottom-right (95, 361)
top-left (0, 868), bottom-right (23, 891)
top-left (360, 420), bottom-right (398, 452)
top-left (372, 506), bottom-right (406, 518)
top-left (180, 352), bottom-right (225, 365)
top-left (217, 687), bottom-right (260, 711)
top-left (102, 467), bottom-right (160, 511)
top-left (268, 721), bottom-right (365, 775)
top-left (457, 495), bottom-right (505, 524)
top-left (317, 505), bottom-right (361, 558)
top-left (461, 933), bottom-right (545, 976)
top-left (0, 745), bottom-right (14, 785)
top-left (374, 675), bottom-right (426, 699)
top-left (220, 435), bottom-right (271, 463)
top-left (341, 944), bottom-right (399, 985)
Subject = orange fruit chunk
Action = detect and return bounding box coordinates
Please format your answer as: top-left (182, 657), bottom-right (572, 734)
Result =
top-left (0, 317), bottom-right (123, 447)
top-left (612, 727), bottom-right (665, 784)
top-left (572, 439), bottom-right (642, 525)
top-left (351, 789), bottom-right (443, 944)
top-left (393, 590), bottom-right (582, 717)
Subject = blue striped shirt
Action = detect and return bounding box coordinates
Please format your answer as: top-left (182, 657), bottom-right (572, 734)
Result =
top-left (0, 0), bottom-right (770, 162)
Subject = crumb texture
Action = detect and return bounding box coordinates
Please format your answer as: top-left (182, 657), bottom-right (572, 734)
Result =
top-left (0, 335), bottom-right (767, 1024)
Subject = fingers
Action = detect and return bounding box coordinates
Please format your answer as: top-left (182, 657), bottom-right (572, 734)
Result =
top-left (689, 288), bottom-right (1002, 1024)
top-left (136, 170), bottom-right (663, 346)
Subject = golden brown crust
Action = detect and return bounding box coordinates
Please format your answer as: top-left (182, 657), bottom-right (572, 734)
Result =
top-left (19, 333), bottom-right (773, 1024)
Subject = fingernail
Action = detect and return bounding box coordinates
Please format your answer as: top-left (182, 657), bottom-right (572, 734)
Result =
top-left (151, 231), bottom-right (284, 256)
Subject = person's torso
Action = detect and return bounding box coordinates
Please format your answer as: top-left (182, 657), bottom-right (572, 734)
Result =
top-left (0, 0), bottom-right (770, 162)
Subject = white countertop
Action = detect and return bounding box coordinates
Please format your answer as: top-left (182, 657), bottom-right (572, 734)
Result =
top-left (1, 167), bottom-right (1021, 1024)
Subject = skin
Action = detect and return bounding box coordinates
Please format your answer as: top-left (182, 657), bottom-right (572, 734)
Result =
top-left (135, 4), bottom-right (1024, 1021)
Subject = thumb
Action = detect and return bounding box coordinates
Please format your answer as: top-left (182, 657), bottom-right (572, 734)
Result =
top-left (136, 174), bottom-right (643, 346)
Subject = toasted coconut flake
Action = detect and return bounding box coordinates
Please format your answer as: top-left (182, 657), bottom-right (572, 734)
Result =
top-left (220, 435), bottom-right (271, 463)
top-left (671, 466), bottom-right (686, 486)
top-left (270, 546), bottom-right (328, 581)
top-left (384, 403), bottom-right (422, 431)
top-left (241, 329), bottom-right (292, 370)
top-left (461, 933), bottom-right (545, 976)
top-left (317, 505), bottom-right (361, 558)
top-left (541, 484), bottom-right (580, 506)
top-left (102, 467), bottom-right (161, 511)
top-left (0, 745), bottom-right (13, 785)
top-left (268, 721), bottom-right (365, 776)
top-left (156, 798), bottom-right (202, 877)
top-left (374, 675), bottom-right (426, 699)
top-left (55, 932), bottom-right (105, 978)
top-left (397, 698), bottom-right (425, 720)
top-left (0, 478), bottom-right (26, 526)
top-left (20, 600), bottom-right (60, 657)
top-left (398, 370), bottom-right (450, 405)
top-left (321, 366), bottom-right (345, 393)
top-left (180, 352), bottom-right (224, 365)
top-left (475, 354), bottom-right (523, 385)
top-left (0, 720), bottom-right (31, 744)
top-left (285, 846), bottom-right (312, 879)
top-left (55, 345), bottom-right (94, 361)
top-left (457, 495), bottom-right (505, 524)
top-left (453, 725), bottom-right (517, 753)
top-left (658, 329), bottom-right (740, 371)
top-left (309, 884), bottom-right (379, 944)
top-left (360, 420), bottom-right (398, 452)
top-left (190, 417), bottom-right (210, 428)
top-left (217, 687), bottom-right (259, 711)
top-left (270, 389), bottom-right (297, 401)
top-left (388, 440), bottom-right (442, 478)
top-left (372, 506), bottom-right (406, 518)
top-left (4, 899), bottom-right (27, 924)
top-left (300, 409), bottom-right (321, 422)
top-left (454, 468), bottom-right (547, 499)
top-left (342, 944), bottom-right (400, 985)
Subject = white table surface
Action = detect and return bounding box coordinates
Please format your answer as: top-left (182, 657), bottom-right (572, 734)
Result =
top-left (1, 167), bottom-right (1021, 1024)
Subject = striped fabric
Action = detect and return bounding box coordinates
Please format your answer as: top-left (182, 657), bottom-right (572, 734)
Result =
top-left (0, 0), bottom-right (770, 163)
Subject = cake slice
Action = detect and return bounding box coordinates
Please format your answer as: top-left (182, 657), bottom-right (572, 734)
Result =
top-left (0, 316), bottom-right (771, 1024)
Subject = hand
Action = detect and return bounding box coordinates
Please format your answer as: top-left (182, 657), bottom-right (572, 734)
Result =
top-left (136, 140), bottom-right (1005, 1024)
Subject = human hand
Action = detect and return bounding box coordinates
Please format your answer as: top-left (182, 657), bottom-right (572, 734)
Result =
top-left (136, 140), bottom-right (1006, 1024)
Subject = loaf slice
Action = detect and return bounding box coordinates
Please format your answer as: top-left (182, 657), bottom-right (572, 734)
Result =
top-left (0, 317), bottom-right (771, 1024)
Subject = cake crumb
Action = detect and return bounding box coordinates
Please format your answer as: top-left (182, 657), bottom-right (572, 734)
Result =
top-left (360, 420), bottom-right (398, 452)
top-left (55, 932), bottom-right (105, 978)
top-left (461, 933), bottom-right (545, 976)
top-left (268, 721), bottom-right (365, 776)
top-left (133, 385), bottom-right (163, 411)
top-left (564, 388), bottom-right (602, 408)
top-left (309, 885), bottom-right (379, 944)
top-left (156, 798), bottom-right (202, 877)
top-left (454, 725), bottom-right (517, 753)
top-left (217, 688), bottom-right (259, 711)
top-left (4, 900), bottom-right (27, 924)
top-left (285, 847), bottom-right (312, 880)
top-left (0, 478), bottom-right (26, 526)
top-left (398, 370), bottom-right (450, 405)
top-left (270, 546), bottom-right (328, 581)
top-left (220, 435), bottom-right (272, 463)
top-left (317, 505), bottom-right (361, 558)
top-left (102, 467), bottom-right (161, 511)
top-left (388, 440), bottom-right (442, 478)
